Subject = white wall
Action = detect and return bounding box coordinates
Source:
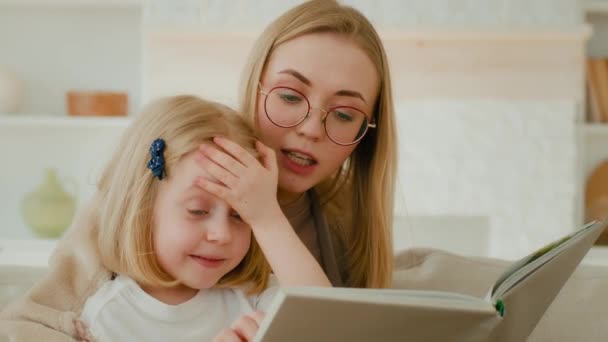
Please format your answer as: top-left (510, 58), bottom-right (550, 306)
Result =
top-left (0, 6), bottom-right (141, 115)
top-left (0, 0), bottom-right (591, 260)
top-left (142, 0), bottom-right (587, 259)
top-left (394, 100), bottom-right (578, 258)
top-left (144, 0), bottom-right (582, 30)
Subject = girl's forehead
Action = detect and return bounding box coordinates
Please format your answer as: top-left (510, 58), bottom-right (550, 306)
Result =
top-left (164, 152), bottom-right (225, 201)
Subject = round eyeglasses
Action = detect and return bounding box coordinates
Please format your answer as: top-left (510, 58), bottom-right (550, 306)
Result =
top-left (259, 86), bottom-right (376, 146)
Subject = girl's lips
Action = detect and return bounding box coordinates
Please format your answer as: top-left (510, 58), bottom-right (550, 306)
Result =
top-left (190, 255), bottom-right (225, 268)
top-left (280, 149), bottom-right (317, 176)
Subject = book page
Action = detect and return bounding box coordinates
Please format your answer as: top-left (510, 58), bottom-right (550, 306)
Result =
top-left (485, 219), bottom-right (607, 341)
top-left (255, 288), bottom-right (499, 342)
top-left (490, 220), bottom-right (602, 300)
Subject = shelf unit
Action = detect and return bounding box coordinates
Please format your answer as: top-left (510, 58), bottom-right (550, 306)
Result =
top-left (583, 122), bottom-right (608, 136)
top-left (0, 115), bottom-right (132, 128)
top-left (0, 0), bottom-right (141, 8)
top-left (0, 1), bottom-right (142, 117)
top-left (0, 1), bottom-right (139, 239)
top-left (581, 124), bottom-right (608, 184)
top-left (582, 0), bottom-right (608, 146)
top-left (585, 0), bottom-right (608, 14)
top-left (583, 1), bottom-right (608, 230)
top-left (0, 116), bottom-right (130, 239)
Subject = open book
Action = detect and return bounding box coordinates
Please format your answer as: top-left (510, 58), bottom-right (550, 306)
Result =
top-left (254, 220), bottom-right (608, 342)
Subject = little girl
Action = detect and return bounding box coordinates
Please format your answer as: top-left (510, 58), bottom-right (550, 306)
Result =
top-left (77, 95), bottom-right (331, 341)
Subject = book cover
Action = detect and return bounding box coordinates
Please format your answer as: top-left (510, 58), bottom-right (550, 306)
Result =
top-left (254, 220), bottom-right (607, 342)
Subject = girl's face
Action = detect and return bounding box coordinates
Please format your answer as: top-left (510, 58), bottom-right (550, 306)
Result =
top-left (257, 32), bottom-right (379, 202)
top-left (151, 149), bottom-right (251, 294)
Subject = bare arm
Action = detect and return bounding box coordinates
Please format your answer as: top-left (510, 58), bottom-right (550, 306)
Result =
top-left (195, 137), bottom-right (331, 287)
top-left (248, 204), bottom-right (331, 287)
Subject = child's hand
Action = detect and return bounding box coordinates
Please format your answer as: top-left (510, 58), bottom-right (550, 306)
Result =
top-left (196, 137), bottom-right (282, 228)
top-left (212, 311), bottom-right (265, 342)
top-left (73, 319), bottom-right (95, 342)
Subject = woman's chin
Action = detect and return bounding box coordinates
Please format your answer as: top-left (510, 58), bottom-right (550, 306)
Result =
top-left (278, 179), bottom-right (313, 200)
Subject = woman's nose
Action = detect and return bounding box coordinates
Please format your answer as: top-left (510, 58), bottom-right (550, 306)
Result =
top-left (295, 107), bottom-right (325, 141)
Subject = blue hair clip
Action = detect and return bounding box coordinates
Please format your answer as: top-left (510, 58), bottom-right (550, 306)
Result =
top-left (147, 138), bottom-right (166, 180)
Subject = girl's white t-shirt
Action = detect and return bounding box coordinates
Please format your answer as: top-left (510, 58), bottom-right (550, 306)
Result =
top-left (80, 275), bottom-right (278, 342)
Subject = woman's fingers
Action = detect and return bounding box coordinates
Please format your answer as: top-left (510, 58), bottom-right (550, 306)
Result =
top-left (199, 143), bottom-right (245, 177)
top-left (256, 141), bottom-right (277, 173)
top-left (195, 177), bottom-right (230, 201)
top-left (194, 138), bottom-right (279, 227)
top-left (212, 136), bottom-right (259, 167)
top-left (196, 153), bottom-right (239, 189)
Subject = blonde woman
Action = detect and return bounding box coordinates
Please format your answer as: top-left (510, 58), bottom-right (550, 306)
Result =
top-left (199, 0), bottom-right (397, 289)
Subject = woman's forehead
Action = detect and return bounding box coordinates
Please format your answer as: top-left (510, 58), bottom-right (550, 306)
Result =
top-left (263, 32), bottom-right (379, 102)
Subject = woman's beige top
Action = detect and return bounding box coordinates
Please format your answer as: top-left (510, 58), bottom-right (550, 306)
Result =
top-left (281, 192), bottom-right (322, 265)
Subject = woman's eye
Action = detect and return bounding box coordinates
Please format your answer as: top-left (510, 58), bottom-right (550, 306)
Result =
top-left (279, 93), bottom-right (302, 104)
top-left (333, 110), bottom-right (354, 122)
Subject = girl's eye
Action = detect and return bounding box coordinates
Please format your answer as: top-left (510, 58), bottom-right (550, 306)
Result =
top-left (188, 209), bottom-right (208, 216)
top-left (230, 212), bottom-right (243, 222)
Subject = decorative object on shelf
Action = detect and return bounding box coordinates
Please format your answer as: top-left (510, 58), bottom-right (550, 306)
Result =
top-left (21, 168), bottom-right (77, 238)
top-left (0, 66), bottom-right (25, 114)
top-left (586, 58), bottom-right (608, 123)
top-left (66, 91), bottom-right (128, 116)
top-left (585, 160), bottom-right (608, 245)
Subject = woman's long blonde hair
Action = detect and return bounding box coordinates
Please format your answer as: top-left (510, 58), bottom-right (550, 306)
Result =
top-left (95, 95), bottom-right (271, 294)
top-left (239, 0), bottom-right (397, 288)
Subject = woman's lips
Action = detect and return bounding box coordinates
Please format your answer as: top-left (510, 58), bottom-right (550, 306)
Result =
top-left (280, 149), bottom-right (317, 176)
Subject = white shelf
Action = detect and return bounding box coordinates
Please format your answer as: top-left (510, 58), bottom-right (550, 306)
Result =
top-left (582, 123), bottom-right (608, 137)
top-left (0, 238), bottom-right (57, 267)
top-left (0, 0), bottom-right (141, 8)
top-left (0, 115), bottom-right (133, 129)
top-left (585, 1), bottom-right (608, 14)
top-left (581, 123), bottom-right (608, 186)
top-left (583, 246), bottom-right (608, 266)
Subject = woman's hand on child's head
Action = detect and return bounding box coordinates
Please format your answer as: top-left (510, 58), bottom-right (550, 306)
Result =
top-left (196, 137), bottom-right (282, 227)
top-left (212, 311), bottom-right (265, 342)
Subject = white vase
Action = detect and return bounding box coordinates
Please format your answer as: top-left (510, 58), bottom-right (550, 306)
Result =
top-left (0, 67), bottom-right (25, 114)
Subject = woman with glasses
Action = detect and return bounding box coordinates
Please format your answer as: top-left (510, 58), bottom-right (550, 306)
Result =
top-left (197, 0), bottom-right (397, 290)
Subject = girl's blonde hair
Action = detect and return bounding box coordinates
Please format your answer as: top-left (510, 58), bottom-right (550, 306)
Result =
top-left (239, 0), bottom-right (396, 288)
top-left (95, 95), bottom-right (271, 294)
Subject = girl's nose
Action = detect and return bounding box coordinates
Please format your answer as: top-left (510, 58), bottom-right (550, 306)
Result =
top-left (205, 218), bottom-right (232, 244)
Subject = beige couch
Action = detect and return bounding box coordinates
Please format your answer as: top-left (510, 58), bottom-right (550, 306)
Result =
top-left (2, 249), bottom-right (606, 341)
top-left (0, 266), bottom-right (46, 310)
top-left (392, 248), bottom-right (608, 341)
